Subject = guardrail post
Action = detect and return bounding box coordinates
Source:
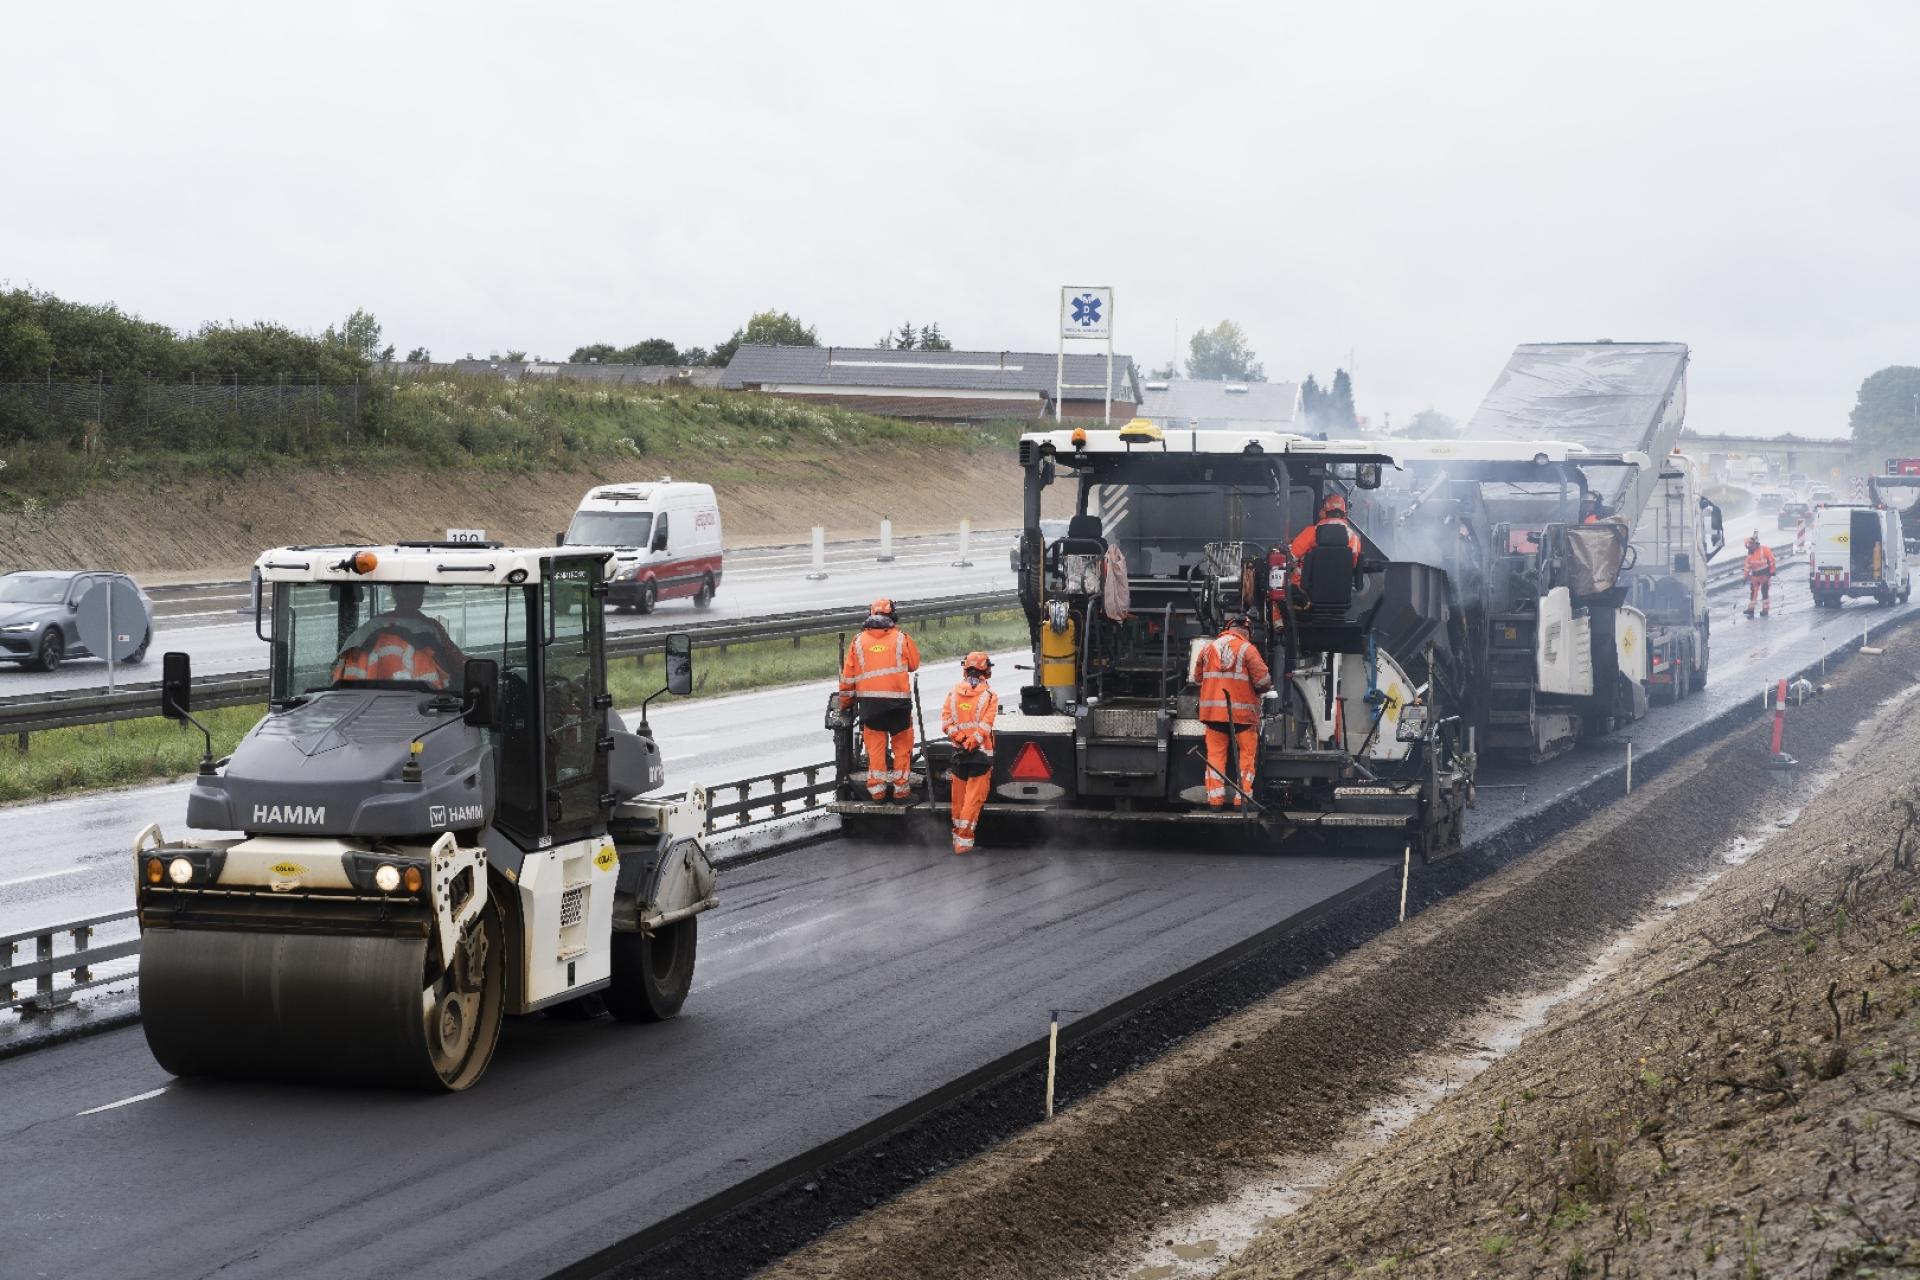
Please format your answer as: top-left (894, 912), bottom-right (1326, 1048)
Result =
top-left (13, 732), bottom-right (25, 754)
top-left (32, 932), bottom-right (54, 1015)
top-left (72, 924), bottom-right (92, 983)
top-left (771, 773), bottom-right (786, 817)
top-left (4, 938), bottom-right (14, 1004)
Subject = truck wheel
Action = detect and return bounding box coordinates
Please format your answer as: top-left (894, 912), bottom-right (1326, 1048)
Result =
top-left (693, 574), bottom-right (715, 610)
top-left (606, 917), bottom-right (697, 1022)
top-left (637, 580), bottom-right (658, 615)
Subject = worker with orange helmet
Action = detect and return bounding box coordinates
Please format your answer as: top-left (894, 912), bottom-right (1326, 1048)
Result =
top-left (330, 582), bottom-right (466, 690)
top-left (839, 597), bottom-right (922, 801)
top-left (940, 651), bottom-right (999, 854)
top-left (1743, 533), bottom-right (1776, 618)
top-left (1191, 611), bottom-right (1274, 808)
top-left (1287, 491), bottom-right (1364, 588)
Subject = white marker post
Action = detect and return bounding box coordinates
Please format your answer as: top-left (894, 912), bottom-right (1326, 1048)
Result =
top-left (878, 517), bottom-right (894, 563)
top-left (1398, 846), bottom-right (1410, 923)
top-left (1625, 741), bottom-right (1633, 794)
top-left (952, 518), bottom-right (973, 568)
top-left (1045, 1009), bottom-right (1060, 1119)
top-left (805, 527), bottom-right (828, 580)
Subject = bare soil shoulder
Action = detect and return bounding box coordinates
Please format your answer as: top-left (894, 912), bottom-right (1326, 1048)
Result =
top-left (0, 440), bottom-right (1032, 579)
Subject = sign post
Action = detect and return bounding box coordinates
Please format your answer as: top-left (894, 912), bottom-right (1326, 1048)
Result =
top-left (1056, 286), bottom-right (1115, 426)
top-left (76, 577), bottom-right (147, 727)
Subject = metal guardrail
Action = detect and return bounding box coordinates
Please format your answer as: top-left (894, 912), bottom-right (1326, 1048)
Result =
top-left (3, 764), bottom-right (848, 1018)
top-left (0, 591), bottom-right (1017, 738)
top-left (705, 762), bottom-right (838, 834)
top-left (3, 911), bottom-right (142, 1014)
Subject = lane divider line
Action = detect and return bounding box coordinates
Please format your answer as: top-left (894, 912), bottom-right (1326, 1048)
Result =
top-left (77, 1087), bottom-right (167, 1116)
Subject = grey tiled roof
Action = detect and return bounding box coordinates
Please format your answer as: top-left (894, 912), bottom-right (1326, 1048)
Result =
top-left (722, 345), bottom-right (1138, 402)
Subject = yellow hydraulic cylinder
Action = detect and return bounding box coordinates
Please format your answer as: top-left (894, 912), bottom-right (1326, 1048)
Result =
top-left (1039, 608), bottom-right (1079, 688)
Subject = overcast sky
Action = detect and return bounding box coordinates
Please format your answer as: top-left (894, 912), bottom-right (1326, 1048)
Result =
top-left (6, 1), bottom-right (1916, 438)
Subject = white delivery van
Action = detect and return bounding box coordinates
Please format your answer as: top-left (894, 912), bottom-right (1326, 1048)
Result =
top-left (563, 479), bottom-right (724, 612)
top-left (1808, 504), bottom-right (1910, 608)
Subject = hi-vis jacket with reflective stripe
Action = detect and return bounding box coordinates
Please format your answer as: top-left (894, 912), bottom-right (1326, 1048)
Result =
top-left (1191, 627), bottom-right (1273, 725)
top-left (1745, 544), bottom-right (1777, 579)
top-left (941, 679), bottom-right (999, 753)
top-left (332, 627), bottom-right (455, 689)
top-left (839, 625), bottom-right (921, 702)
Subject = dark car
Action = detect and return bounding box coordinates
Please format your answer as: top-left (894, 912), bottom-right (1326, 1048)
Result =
top-left (0, 571), bottom-right (155, 672)
top-left (1778, 500), bottom-right (1810, 530)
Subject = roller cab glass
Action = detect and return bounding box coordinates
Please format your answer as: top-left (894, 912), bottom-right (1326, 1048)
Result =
top-left (565, 511), bottom-right (653, 549)
top-left (271, 582), bottom-right (534, 697)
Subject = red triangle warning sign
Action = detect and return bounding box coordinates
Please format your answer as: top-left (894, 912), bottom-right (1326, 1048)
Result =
top-left (1009, 741), bottom-right (1054, 782)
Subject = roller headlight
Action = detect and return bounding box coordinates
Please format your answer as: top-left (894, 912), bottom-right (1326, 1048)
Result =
top-left (403, 866), bottom-right (424, 894)
top-left (373, 864), bottom-right (402, 892)
top-left (145, 857), bottom-right (164, 885)
top-left (167, 857), bottom-right (194, 885)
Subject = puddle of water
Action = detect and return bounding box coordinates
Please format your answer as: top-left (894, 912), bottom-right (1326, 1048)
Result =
top-left (1102, 770), bottom-right (1831, 1280)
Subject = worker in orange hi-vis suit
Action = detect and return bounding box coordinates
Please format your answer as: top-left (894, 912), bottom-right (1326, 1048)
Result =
top-left (1743, 533), bottom-right (1777, 618)
top-left (1287, 492), bottom-right (1363, 588)
top-left (1191, 612), bottom-right (1274, 808)
top-left (331, 582), bottom-right (465, 689)
top-left (940, 652), bottom-right (999, 854)
top-left (838, 597), bottom-right (922, 801)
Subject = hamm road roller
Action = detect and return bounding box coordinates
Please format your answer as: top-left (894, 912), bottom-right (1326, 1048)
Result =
top-left (134, 542), bottom-right (716, 1090)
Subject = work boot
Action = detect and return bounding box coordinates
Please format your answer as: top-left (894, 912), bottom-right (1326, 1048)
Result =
top-left (1744, 607), bottom-right (1754, 618)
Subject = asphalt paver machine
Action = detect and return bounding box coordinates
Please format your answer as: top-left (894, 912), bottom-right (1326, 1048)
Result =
top-left (832, 423), bottom-right (1476, 858)
top-left (134, 542), bottom-right (716, 1090)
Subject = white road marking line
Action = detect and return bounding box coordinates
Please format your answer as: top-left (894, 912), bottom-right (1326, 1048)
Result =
top-left (0, 866), bottom-right (91, 889)
top-left (77, 1087), bottom-right (167, 1116)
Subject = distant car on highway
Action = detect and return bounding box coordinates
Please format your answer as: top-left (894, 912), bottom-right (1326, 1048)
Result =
top-left (1011, 518), bottom-right (1071, 570)
top-left (1778, 500), bottom-right (1810, 530)
top-left (0, 571), bottom-right (155, 672)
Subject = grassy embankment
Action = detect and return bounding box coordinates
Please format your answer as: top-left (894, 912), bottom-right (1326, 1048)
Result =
top-left (0, 609), bottom-right (1028, 805)
top-left (0, 372), bottom-right (1025, 504)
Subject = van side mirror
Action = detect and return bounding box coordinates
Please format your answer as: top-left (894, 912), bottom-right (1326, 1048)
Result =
top-left (462, 657), bottom-right (499, 728)
top-left (665, 633), bottom-right (694, 696)
top-left (162, 651), bottom-right (192, 719)
top-left (555, 531), bottom-right (567, 547)
top-left (1355, 462), bottom-right (1383, 490)
top-left (652, 527), bottom-right (669, 552)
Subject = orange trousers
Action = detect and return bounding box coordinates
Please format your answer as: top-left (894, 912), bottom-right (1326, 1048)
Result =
top-left (1203, 723), bottom-right (1258, 808)
top-left (1747, 575), bottom-right (1771, 615)
top-left (861, 724), bottom-right (915, 800)
top-left (949, 770), bottom-right (991, 853)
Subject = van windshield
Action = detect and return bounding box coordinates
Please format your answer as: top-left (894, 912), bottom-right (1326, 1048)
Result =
top-left (566, 511), bottom-right (652, 548)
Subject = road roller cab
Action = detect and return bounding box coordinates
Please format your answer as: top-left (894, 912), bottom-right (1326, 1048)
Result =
top-left (133, 542), bottom-right (717, 1091)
